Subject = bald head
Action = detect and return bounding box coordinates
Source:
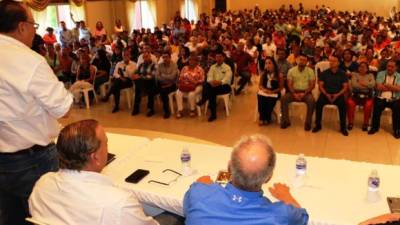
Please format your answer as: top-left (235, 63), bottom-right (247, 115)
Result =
top-left (229, 135), bottom-right (276, 192)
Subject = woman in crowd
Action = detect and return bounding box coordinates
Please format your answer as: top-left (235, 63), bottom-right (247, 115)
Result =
top-left (94, 21), bottom-right (107, 38)
top-left (177, 46), bottom-right (191, 71)
top-left (257, 56), bottom-right (283, 125)
top-left (42, 27), bottom-right (57, 45)
top-left (175, 54), bottom-right (205, 118)
top-left (346, 62), bottom-right (375, 131)
top-left (69, 54), bottom-right (96, 103)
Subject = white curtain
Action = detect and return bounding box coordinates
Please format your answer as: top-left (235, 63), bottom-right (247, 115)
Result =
top-left (69, 0), bottom-right (86, 22)
top-left (31, 8), bottom-right (48, 35)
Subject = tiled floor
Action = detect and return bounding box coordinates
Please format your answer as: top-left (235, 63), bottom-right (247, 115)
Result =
top-left (60, 80), bottom-right (400, 165)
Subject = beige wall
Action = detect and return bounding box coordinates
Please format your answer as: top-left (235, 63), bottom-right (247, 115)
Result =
top-left (85, 0), bottom-right (127, 35)
top-left (226, 0), bottom-right (396, 17)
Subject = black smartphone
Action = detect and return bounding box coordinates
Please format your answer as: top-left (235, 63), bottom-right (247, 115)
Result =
top-left (106, 153), bottom-right (116, 165)
top-left (125, 169), bottom-right (150, 184)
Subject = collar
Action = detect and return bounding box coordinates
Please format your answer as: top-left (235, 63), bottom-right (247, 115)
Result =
top-left (0, 33), bottom-right (28, 49)
top-left (225, 182), bottom-right (264, 200)
top-left (59, 169), bottom-right (113, 186)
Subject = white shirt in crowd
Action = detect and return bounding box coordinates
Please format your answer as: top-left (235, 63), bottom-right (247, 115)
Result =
top-left (113, 60), bottom-right (137, 79)
top-left (381, 74), bottom-right (395, 100)
top-left (0, 34), bottom-right (73, 152)
top-left (29, 169), bottom-right (159, 225)
top-left (262, 42), bottom-right (277, 58)
top-left (136, 53), bottom-right (158, 66)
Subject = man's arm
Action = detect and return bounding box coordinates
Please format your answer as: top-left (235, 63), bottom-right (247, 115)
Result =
top-left (269, 183), bottom-right (301, 208)
top-left (28, 61), bottom-right (73, 119)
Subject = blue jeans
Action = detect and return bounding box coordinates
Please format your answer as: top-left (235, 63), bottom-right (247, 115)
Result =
top-left (0, 144), bottom-right (59, 225)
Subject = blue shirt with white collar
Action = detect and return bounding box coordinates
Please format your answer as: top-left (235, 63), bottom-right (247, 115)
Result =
top-left (183, 182), bottom-right (308, 225)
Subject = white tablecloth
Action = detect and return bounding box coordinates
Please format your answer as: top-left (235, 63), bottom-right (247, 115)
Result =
top-left (101, 133), bottom-right (150, 174)
top-left (105, 137), bottom-right (400, 225)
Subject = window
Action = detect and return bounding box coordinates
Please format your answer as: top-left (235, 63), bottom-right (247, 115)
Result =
top-left (184, 0), bottom-right (197, 22)
top-left (33, 4), bottom-right (74, 35)
top-left (133, 0), bottom-right (155, 31)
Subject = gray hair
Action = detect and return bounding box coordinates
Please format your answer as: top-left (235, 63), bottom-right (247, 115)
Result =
top-left (229, 134), bottom-right (276, 192)
top-left (56, 119), bottom-right (101, 171)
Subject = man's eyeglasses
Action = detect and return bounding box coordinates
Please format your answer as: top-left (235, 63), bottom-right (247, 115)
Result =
top-left (148, 169), bottom-right (182, 186)
top-left (25, 21), bottom-right (40, 29)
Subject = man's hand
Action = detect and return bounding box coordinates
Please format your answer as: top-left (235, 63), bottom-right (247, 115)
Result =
top-left (196, 176), bottom-right (213, 185)
top-left (210, 80), bottom-right (222, 87)
top-left (269, 183), bottom-right (301, 208)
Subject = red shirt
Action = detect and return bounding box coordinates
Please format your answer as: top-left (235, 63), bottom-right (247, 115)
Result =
top-left (231, 50), bottom-right (253, 73)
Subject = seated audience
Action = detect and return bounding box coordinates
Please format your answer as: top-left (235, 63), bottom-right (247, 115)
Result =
top-left (156, 52), bottom-right (179, 118)
top-left (29, 120), bottom-right (159, 225)
top-left (92, 48), bottom-right (111, 92)
top-left (131, 51), bottom-right (158, 116)
top-left (69, 54), bottom-right (96, 103)
top-left (257, 57), bottom-right (284, 125)
top-left (281, 54), bottom-right (316, 130)
top-left (183, 135), bottom-right (309, 225)
top-left (197, 51), bottom-right (232, 122)
top-left (176, 54), bottom-right (205, 118)
top-left (369, 60), bottom-right (400, 138)
top-left (102, 49), bottom-right (135, 113)
top-left (231, 42), bottom-right (253, 95)
top-left (312, 55), bottom-right (349, 136)
top-left (346, 62), bottom-right (375, 131)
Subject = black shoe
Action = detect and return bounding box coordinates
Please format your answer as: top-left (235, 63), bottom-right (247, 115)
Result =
top-left (146, 110), bottom-right (155, 117)
top-left (304, 124), bottom-right (311, 131)
top-left (368, 129), bottom-right (377, 135)
top-left (341, 129), bottom-right (349, 136)
top-left (112, 107), bottom-right (119, 113)
top-left (312, 126), bottom-right (321, 133)
top-left (163, 112), bottom-right (171, 119)
top-left (131, 110), bottom-right (139, 116)
top-left (208, 115), bottom-right (217, 122)
top-left (347, 124), bottom-right (353, 130)
top-left (362, 124), bottom-right (368, 132)
top-left (394, 130), bottom-right (400, 139)
top-left (280, 122), bottom-right (291, 129)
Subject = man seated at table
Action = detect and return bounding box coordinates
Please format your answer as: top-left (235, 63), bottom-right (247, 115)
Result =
top-left (197, 51), bottom-right (232, 122)
top-left (29, 119), bottom-right (159, 225)
top-left (280, 53), bottom-right (316, 131)
top-left (183, 135), bottom-right (309, 225)
top-left (368, 60), bottom-right (400, 139)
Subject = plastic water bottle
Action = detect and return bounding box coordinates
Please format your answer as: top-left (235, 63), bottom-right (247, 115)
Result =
top-left (366, 169), bottom-right (380, 202)
top-left (180, 148), bottom-right (192, 176)
top-left (295, 154), bottom-right (307, 176)
top-left (368, 169), bottom-right (380, 191)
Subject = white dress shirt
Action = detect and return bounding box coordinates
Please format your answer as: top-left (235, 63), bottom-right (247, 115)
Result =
top-left (0, 34), bottom-right (73, 152)
top-left (113, 60), bottom-right (137, 79)
top-left (29, 169), bottom-right (159, 225)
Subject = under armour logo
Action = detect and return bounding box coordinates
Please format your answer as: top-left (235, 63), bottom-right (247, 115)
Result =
top-left (232, 195), bottom-right (242, 203)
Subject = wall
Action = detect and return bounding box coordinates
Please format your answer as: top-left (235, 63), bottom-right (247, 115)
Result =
top-left (85, 0), bottom-right (127, 35)
top-left (226, 0), bottom-right (397, 17)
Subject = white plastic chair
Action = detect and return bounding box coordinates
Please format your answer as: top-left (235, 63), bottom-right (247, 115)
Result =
top-left (204, 87), bottom-right (234, 117)
top-left (120, 87), bottom-right (134, 109)
top-left (175, 92), bottom-right (202, 117)
top-left (99, 76), bottom-right (112, 98)
top-left (79, 66), bottom-right (98, 109)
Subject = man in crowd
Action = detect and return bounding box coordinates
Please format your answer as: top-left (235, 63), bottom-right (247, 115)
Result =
top-left (131, 51), bottom-right (158, 117)
top-left (29, 120), bottom-right (159, 225)
top-left (0, 1), bottom-right (73, 224)
top-left (102, 48), bottom-right (136, 113)
top-left (231, 42), bottom-right (253, 95)
top-left (281, 54), bottom-right (316, 131)
top-left (368, 60), bottom-right (400, 138)
top-left (183, 135), bottom-right (309, 225)
top-left (57, 21), bottom-right (73, 48)
top-left (312, 55), bottom-right (349, 136)
top-left (156, 51), bottom-right (179, 119)
top-left (197, 51), bottom-right (232, 122)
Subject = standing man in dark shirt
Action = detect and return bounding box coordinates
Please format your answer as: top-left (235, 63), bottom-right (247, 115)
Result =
top-left (312, 55), bottom-right (349, 136)
top-left (231, 42), bottom-right (252, 95)
top-left (131, 51), bottom-right (158, 117)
